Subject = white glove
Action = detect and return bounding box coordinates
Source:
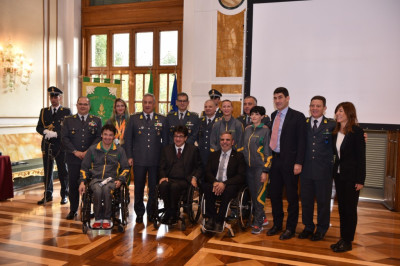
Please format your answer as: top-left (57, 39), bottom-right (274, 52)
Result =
top-left (44, 134), bottom-right (51, 140)
top-left (47, 131), bottom-right (58, 139)
top-left (43, 129), bottom-right (49, 135)
top-left (114, 138), bottom-right (120, 145)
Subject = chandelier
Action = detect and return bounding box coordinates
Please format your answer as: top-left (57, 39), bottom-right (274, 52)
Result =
top-left (0, 42), bottom-right (33, 92)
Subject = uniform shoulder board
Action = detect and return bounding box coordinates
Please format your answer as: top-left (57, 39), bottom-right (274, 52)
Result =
top-left (202, 117), bottom-right (205, 121)
top-left (72, 115), bottom-right (77, 118)
top-left (167, 110), bottom-right (176, 115)
top-left (134, 112), bottom-right (142, 115)
top-left (189, 111), bottom-right (198, 116)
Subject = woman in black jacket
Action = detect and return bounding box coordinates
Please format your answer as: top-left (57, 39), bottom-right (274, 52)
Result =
top-left (331, 102), bottom-right (366, 252)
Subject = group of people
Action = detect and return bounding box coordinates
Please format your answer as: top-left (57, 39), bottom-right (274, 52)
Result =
top-left (36, 85), bottom-right (365, 253)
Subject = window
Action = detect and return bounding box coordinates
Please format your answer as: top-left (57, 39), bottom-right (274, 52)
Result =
top-left (86, 26), bottom-right (181, 115)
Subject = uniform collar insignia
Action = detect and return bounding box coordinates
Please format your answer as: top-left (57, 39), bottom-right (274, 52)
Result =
top-left (140, 114), bottom-right (143, 119)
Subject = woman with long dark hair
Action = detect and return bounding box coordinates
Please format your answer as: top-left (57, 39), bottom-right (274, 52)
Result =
top-left (106, 98), bottom-right (130, 149)
top-left (331, 102), bottom-right (366, 252)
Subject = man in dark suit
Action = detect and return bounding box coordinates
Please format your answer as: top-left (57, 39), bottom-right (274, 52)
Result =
top-left (36, 86), bottom-right (71, 205)
top-left (299, 96), bottom-right (336, 241)
top-left (167, 92), bottom-right (199, 145)
top-left (203, 131), bottom-right (246, 231)
top-left (62, 96), bottom-right (102, 219)
top-left (197, 99), bottom-right (218, 169)
top-left (266, 87), bottom-right (306, 240)
top-left (125, 93), bottom-right (169, 223)
top-left (158, 125), bottom-right (202, 224)
top-left (237, 96), bottom-right (270, 128)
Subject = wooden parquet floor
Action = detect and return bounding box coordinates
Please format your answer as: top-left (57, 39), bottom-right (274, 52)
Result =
top-left (1, 183), bottom-right (399, 265)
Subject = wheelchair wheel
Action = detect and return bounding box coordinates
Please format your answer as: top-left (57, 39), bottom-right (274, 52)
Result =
top-left (187, 186), bottom-right (201, 224)
top-left (82, 223), bottom-right (88, 234)
top-left (120, 184), bottom-right (130, 226)
top-left (238, 186), bottom-right (252, 231)
top-left (80, 191), bottom-right (92, 224)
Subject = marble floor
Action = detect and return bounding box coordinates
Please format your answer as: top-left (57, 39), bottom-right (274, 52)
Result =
top-left (0, 182), bottom-right (399, 265)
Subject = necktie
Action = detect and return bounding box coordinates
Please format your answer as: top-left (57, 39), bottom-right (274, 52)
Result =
top-left (269, 112), bottom-right (281, 150)
top-left (81, 115), bottom-right (85, 124)
top-left (146, 114), bottom-right (150, 122)
top-left (208, 118), bottom-right (211, 125)
top-left (217, 153), bottom-right (227, 181)
top-left (177, 148), bottom-right (182, 159)
top-left (53, 108), bottom-right (57, 116)
top-left (313, 120), bottom-right (318, 132)
top-left (247, 116), bottom-right (251, 125)
top-left (180, 113), bottom-right (184, 120)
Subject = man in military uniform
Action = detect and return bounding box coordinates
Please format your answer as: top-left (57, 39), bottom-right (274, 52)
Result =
top-left (210, 100), bottom-right (244, 152)
top-left (298, 96), bottom-right (336, 241)
top-left (125, 93), bottom-right (169, 223)
top-left (238, 96), bottom-right (271, 128)
top-left (197, 99), bottom-right (218, 169)
top-left (167, 92), bottom-right (199, 144)
top-left (36, 86), bottom-right (71, 205)
top-left (62, 96), bottom-right (102, 220)
top-left (201, 89), bottom-right (223, 118)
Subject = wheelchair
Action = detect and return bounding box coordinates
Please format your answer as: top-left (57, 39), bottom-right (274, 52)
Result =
top-left (80, 179), bottom-right (130, 234)
top-left (152, 184), bottom-right (201, 231)
top-left (200, 185), bottom-right (252, 237)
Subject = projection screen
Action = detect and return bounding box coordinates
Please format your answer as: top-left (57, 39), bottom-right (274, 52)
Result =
top-left (245, 0), bottom-right (400, 128)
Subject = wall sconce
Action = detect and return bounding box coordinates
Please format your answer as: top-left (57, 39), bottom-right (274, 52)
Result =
top-left (0, 41), bottom-right (33, 92)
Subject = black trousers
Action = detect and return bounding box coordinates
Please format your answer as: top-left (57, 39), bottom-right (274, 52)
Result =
top-left (158, 178), bottom-right (188, 216)
top-left (133, 165), bottom-right (158, 217)
top-left (269, 156), bottom-right (299, 231)
top-left (67, 163), bottom-right (81, 212)
top-left (203, 182), bottom-right (240, 223)
top-left (42, 145), bottom-right (69, 198)
top-left (300, 177), bottom-right (332, 234)
top-left (334, 174), bottom-right (360, 242)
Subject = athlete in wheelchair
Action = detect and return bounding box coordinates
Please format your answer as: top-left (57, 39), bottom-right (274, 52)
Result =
top-left (200, 131), bottom-right (252, 237)
top-left (79, 124), bottom-right (130, 233)
top-left (153, 125), bottom-right (202, 230)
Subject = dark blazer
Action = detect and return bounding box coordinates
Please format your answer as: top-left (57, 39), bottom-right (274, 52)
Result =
top-left (271, 107), bottom-right (307, 167)
top-left (301, 116), bottom-right (336, 180)
top-left (167, 110), bottom-right (200, 145)
top-left (36, 106), bottom-right (72, 152)
top-left (205, 149), bottom-right (246, 186)
top-left (61, 114), bottom-right (102, 165)
top-left (159, 143), bottom-right (202, 183)
top-left (333, 125), bottom-right (366, 185)
top-left (125, 112), bottom-right (168, 166)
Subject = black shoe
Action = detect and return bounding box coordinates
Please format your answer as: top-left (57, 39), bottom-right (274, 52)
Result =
top-left (333, 240), bottom-right (352, 252)
top-left (204, 218), bottom-right (215, 231)
top-left (266, 225), bottom-right (282, 236)
top-left (330, 239), bottom-right (344, 250)
top-left (214, 221), bottom-right (224, 232)
top-left (298, 229), bottom-right (314, 239)
top-left (60, 197), bottom-right (68, 205)
top-left (226, 212), bottom-right (237, 222)
top-left (136, 215), bottom-right (143, 223)
top-left (311, 231), bottom-right (325, 241)
top-left (160, 213), bottom-right (169, 224)
top-left (279, 229), bottom-right (295, 240)
top-left (66, 211), bottom-right (77, 220)
top-left (37, 196), bottom-right (53, 205)
top-left (147, 215), bottom-right (155, 223)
